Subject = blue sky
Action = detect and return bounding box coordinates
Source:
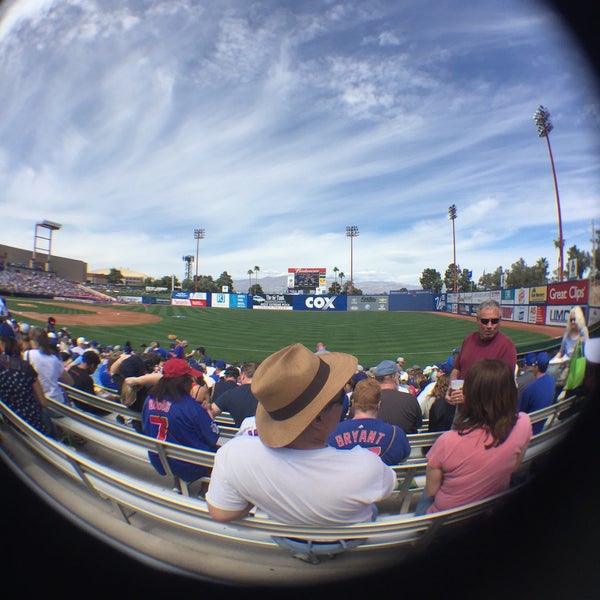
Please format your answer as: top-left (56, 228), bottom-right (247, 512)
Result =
top-left (1, 0), bottom-right (598, 287)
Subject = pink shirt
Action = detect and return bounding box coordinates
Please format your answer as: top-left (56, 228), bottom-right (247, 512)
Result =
top-left (426, 412), bottom-right (532, 513)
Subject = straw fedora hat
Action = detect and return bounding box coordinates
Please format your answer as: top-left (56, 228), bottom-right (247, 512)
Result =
top-left (251, 343), bottom-right (357, 448)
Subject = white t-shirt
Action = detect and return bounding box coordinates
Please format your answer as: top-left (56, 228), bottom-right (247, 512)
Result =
top-left (25, 349), bottom-right (67, 403)
top-left (206, 435), bottom-right (397, 525)
top-left (417, 381), bottom-right (437, 418)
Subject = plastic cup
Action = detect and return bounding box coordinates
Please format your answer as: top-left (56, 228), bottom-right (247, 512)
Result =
top-left (450, 379), bottom-right (464, 391)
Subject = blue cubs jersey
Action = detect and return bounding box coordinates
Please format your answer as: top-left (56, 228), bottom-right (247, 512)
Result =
top-left (142, 393), bottom-right (219, 482)
top-left (327, 417), bottom-right (411, 465)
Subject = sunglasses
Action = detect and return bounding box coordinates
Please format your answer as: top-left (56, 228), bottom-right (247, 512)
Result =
top-left (569, 318), bottom-right (576, 322)
top-left (479, 318), bottom-right (500, 325)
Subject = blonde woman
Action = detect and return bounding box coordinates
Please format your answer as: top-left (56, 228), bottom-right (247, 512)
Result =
top-left (549, 306), bottom-right (589, 386)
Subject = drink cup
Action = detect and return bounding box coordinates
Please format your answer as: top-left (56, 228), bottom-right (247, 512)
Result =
top-left (450, 379), bottom-right (464, 391)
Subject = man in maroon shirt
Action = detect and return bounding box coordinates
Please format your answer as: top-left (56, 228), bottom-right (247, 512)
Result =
top-left (448, 299), bottom-right (516, 406)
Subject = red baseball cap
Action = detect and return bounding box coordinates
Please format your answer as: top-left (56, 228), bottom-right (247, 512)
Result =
top-left (162, 358), bottom-right (203, 379)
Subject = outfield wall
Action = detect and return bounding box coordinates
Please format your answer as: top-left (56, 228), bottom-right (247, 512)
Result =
top-left (126, 279), bottom-right (599, 330)
top-left (445, 279), bottom-right (599, 328)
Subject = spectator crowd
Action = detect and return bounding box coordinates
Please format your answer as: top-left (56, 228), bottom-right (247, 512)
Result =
top-left (0, 298), bottom-right (596, 531)
top-left (0, 268), bottom-right (102, 300)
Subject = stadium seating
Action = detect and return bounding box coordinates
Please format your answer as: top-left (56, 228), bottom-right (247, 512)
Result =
top-left (0, 383), bottom-right (581, 585)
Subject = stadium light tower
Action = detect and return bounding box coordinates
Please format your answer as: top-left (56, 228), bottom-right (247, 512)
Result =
top-left (32, 219), bottom-right (62, 272)
top-left (194, 228), bottom-right (205, 292)
top-left (182, 255), bottom-right (194, 283)
top-left (448, 205), bottom-right (457, 293)
top-left (534, 105), bottom-right (564, 282)
top-left (346, 225), bottom-right (359, 295)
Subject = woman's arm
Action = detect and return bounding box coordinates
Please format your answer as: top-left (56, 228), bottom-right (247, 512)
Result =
top-left (125, 371), bottom-right (162, 387)
top-left (424, 464), bottom-right (443, 499)
top-left (32, 378), bottom-right (48, 409)
top-left (512, 445), bottom-right (529, 473)
top-left (109, 353), bottom-right (128, 375)
top-left (59, 369), bottom-right (74, 386)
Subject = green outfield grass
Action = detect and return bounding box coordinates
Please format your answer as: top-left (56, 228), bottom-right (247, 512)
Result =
top-left (5, 297), bottom-right (558, 368)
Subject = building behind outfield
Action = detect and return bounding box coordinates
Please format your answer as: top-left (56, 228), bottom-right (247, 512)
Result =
top-left (0, 243), bottom-right (87, 283)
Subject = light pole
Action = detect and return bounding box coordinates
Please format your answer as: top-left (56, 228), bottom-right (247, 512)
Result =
top-left (33, 220), bottom-right (62, 272)
top-left (182, 255), bottom-right (194, 283)
top-left (534, 105), bottom-right (564, 282)
top-left (448, 205), bottom-right (457, 293)
top-left (346, 225), bottom-right (359, 295)
top-left (194, 228), bottom-right (205, 292)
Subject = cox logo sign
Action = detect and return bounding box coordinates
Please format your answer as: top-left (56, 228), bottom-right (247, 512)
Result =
top-left (305, 296), bottom-right (336, 310)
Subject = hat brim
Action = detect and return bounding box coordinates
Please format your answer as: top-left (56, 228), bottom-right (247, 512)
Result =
top-left (255, 351), bottom-right (357, 448)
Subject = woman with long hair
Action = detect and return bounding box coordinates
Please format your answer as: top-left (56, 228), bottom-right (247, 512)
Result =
top-left (0, 323), bottom-right (50, 435)
top-left (142, 358), bottom-right (219, 484)
top-left (419, 359), bottom-right (532, 514)
top-left (549, 306), bottom-right (589, 387)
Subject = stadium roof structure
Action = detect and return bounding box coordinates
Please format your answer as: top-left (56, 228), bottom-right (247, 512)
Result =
top-left (87, 268), bottom-right (149, 279)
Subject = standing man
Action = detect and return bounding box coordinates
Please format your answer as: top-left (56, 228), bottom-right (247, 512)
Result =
top-left (448, 299), bottom-right (517, 406)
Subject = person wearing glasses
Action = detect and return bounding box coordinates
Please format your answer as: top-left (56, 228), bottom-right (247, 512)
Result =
top-left (448, 299), bottom-right (517, 406)
top-left (548, 306), bottom-right (589, 387)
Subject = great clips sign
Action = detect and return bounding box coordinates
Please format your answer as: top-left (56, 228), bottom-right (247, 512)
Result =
top-left (546, 280), bottom-right (588, 305)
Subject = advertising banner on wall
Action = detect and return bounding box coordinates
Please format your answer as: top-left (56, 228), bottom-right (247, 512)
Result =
top-left (547, 280), bottom-right (589, 305)
top-left (172, 291), bottom-right (191, 306)
top-left (501, 289), bottom-right (515, 305)
top-left (171, 291), bottom-right (210, 307)
top-left (189, 292), bottom-right (209, 307)
top-left (528, 305), bottom-right (546, 325)
top-left (228, 294), bottom-right (250, 309)
top-left (458, 303), bottom-right (476, 317)
top-left (293, 294), bottom-right (347, 311)
top-left (546, 304), bottom-right (587, 327)
top-left (514, 288), bottom-right (530, 305)
top-left (501, 305), bottom-right (514, 321)
top-left (389, 290), bottom-right (434, 311)
top-left (252, 294), bottom-right (294, 310)
top-left (529, 286), bottom-right (547, 304)
top-left (513, 305), bottom-right (529, 323)
top-left (347, 295), bottom-right (389, 311)
top-left (210, 292), bottom-right (229, 308)
top-left (433, 294), bottom-right (446, 312)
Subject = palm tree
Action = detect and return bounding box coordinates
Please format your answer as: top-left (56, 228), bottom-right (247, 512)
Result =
top-left (254, 265), bottom-right (260, 288)
top-left (333, 266), bottom-right (339, 288)
top-left (339, 271), bottom-right (345, 290)
top-left (247, 269), bottom-right (253, 292)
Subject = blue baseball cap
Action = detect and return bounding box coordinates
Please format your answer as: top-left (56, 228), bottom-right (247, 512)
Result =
top-left (524, 353), bottom-right (537, 366)
top-left (373, 359), bottom-right (398, 377)
top-left (534, 352), bottom-right (550, 371)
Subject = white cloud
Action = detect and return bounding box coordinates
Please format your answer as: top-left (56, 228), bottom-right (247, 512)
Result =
top-left (0, 0), bottom-right (598, 286)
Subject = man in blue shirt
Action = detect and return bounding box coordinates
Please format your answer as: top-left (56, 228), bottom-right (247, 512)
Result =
top-left (518, 351), bottom-right (555, 434)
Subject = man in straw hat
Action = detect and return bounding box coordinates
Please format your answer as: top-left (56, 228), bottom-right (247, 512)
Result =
top-left (206, 343), bottom-right (396, 525)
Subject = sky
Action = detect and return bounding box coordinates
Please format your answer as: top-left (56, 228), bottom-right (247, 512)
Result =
top-left (0, 0), bottom-right (599, 288)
